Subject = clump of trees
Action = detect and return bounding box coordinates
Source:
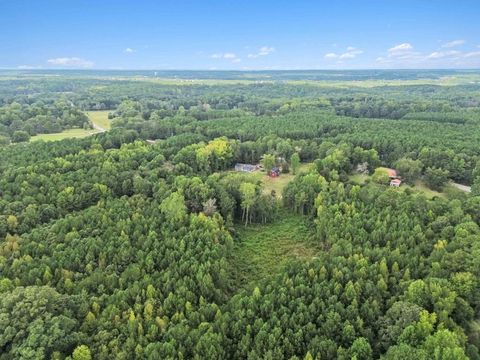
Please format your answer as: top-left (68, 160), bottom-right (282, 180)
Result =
top-left (0, 99), bottom-right (90, 142)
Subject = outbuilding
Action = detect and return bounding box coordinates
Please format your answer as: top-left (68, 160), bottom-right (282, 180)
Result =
top-left (390, 179), bottom-right (402, 187)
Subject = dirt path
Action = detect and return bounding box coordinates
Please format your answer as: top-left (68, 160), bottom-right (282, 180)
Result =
top-left (451, 182), bottom-right (472, 193)
top-left (92, 122), bottom-right (106, 133)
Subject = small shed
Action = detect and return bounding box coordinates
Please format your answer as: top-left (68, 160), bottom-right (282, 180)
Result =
top-left (390, 179), bottom-right (402, 187)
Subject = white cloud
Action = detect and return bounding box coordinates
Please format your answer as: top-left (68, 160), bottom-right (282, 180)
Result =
top-left (324, 53), bottom-right (338, 59)
top-left (210, 52), bottom-right (241, 63)
top-left (324, 47), bottom-right (363, 61)
top-left (427, 50), bottom-right (460, 59)
top-left (124, 48), bottom-right (136, 53)
top-left (441, 40), bottom-right (465, 48)
top-left (339, 53), bottom-right (356, 59)
top-left (47, 57), bottom-right (94, 68)
top-left (258, 46), bottom-right (274, 55)
top-left (248, 46), bottom-right (275, 58)
top-left (381, 43), bottom-right (422, 63)
top-left (388, 43), bottom-right (413, 53)
top-left (377, 42), bottom-right (480, 68)
top-left (464, 51), bottom-right (480, 58)
top-left (211, 52), bottom-right (237, 59)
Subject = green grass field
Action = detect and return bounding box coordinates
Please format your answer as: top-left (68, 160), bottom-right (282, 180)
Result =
top-left (349, 173), bottom-right (369, 185)
top-left (233, 162), bottom-right (313, 197)
top-left (230, 211), bottom-right (318, 290)
top-left (408, 180), bottom-right (445, 198)
top-left (86, 110), bottom-right (111, 130)
top-left (262, 163), bottom-right (313, 195)
top-left (30, 128), bottom-right (95, 142)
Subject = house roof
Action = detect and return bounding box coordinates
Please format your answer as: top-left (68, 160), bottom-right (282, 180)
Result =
top-left (386, 168), bottom-right (397, 177)
top-left (390, 179), bottom-right (402, 184)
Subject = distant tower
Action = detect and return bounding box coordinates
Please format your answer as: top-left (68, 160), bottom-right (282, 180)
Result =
top-left (154, 71), bottom-right (157, 77)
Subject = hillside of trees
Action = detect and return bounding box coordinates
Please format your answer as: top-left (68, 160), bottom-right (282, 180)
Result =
top-left (1, 71), bottom-right (480, 359)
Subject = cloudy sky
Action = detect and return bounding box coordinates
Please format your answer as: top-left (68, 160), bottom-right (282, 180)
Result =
top-left (2, 0), bottom-right (480, 70)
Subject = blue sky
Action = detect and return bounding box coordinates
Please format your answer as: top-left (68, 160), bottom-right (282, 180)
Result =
top-left (1, 0), bottom-right (480, 70)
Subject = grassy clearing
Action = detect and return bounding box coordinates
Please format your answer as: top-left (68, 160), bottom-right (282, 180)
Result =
top-left (29, 110), bottom-right (111, 142)
top-left (231, 162), bottom-right (314, 197)
top-left (86, 110), bottom-right (111, 130)
top-left (230, 211), bottom-right (319, 290)
top-left (30, 128), bottom-right (95, 142)
top-left (348, 173), bottom-right (448, 199)
top-left (262, 162), bottom-right (313, 195)
top-left (408, 180), bottom-right (445, 199)
top-left (349, 173), bottom-right (369, 185)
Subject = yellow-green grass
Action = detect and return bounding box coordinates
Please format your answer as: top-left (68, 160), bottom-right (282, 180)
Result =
top-left (349, 173), bottom-right (369, 185)
top-left (261, 163), bottom-right (313, 195)
top-left (409, 180), bottom-right (445, 199)
top-left (231, 211), bottom-right (318, 289)
top-left (238, 162), bottom-right (313, 197)
top-left (30, 128), bottom-right (95, 142)
top-left (29, 110), bottom-right (111, 142)
top-left (86, 110), bottom-right (111, 130)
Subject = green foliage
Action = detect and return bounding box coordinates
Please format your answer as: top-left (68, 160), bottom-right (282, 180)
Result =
top-left (73, 345), bottom-right (92, 360)
top-left (261, 153), bottom-right (276, 172)
top-left (0, 99), bottom-right (90, 142)
top-left (11, 130), bottom-right (30, 143)
top-left (291, 153), bottom-right (301, 175)
top-left (0, 286), bottom-right (81, 359)
top-left (395, 157), bottom-right (423, 184)
top-left (425, 167), bottom-right (450, 191)
top-left (240, 182), bottom-right (257, 225)
top-left (231, 212), bottom-right (316, 287)
top-left (1, 72), bottom-right (480, 359)
top-left (372, 167), bottom-right (390, 184)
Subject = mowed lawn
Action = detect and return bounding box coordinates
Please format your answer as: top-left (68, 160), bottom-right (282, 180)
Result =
top-left (236, 162), bottom-right (314, 197)
top-left (230, 211), bottom-right (319, 290)
top-left (30, 128), bottom-right (95, 142)
top-left (30, 111), bottom-right (111, 142)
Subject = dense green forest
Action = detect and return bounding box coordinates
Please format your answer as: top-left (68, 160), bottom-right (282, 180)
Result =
top-left (1, 70), bottom-right (480, 359)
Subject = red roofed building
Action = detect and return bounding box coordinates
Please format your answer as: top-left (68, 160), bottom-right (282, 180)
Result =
top-left (386, 168), bottom-right (397, 178)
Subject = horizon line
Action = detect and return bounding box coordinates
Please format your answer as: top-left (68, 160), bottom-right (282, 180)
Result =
top-left (2, 68), bottom-right (480, 72)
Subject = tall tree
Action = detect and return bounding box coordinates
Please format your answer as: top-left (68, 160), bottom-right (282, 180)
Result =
top-left (291, 153), bottom-right (300, 175)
